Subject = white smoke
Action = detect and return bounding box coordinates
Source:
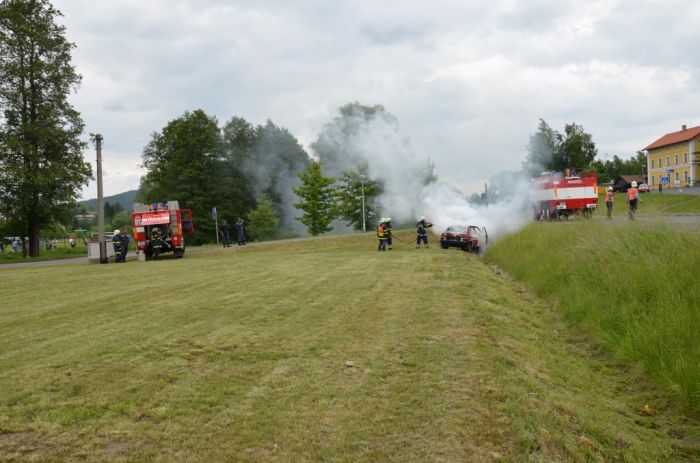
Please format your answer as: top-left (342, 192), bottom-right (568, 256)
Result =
top-left (313, 105), bottom-right (532, 244)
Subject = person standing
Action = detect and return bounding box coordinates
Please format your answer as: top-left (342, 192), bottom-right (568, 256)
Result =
top-left (150, 228), bottom-right (163, 259)
top-left (0, 241), bottom-right (4, 254)
top-left (384, 217), bottom-right (393, 250)
top-left (416, 216), bottom-right (432, 249)
top-left (120, 230), bottom-right (130, 263)
top-left (605, 187), bottom-right (614, 219)
top-left (220, 219), bottom-right (230, 247)
top-left (377, 219), bottom-right (388, 251)
top-left (235, 217), bottom-right (246, 246)
top-left (112, 229), bottom-right (123, 262)
top-left (627, 181), bottom-right (640, 220)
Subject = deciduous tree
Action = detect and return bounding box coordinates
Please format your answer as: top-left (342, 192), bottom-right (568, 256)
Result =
top-left (293, 161), bottom-right (337, 235)
top-left (0, 0), bottom-right (91, 257)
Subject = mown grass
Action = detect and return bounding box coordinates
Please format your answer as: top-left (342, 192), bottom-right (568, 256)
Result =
top-left (1, 232), bottom-right (698, 461)
top-left (487, 220), bottom-right (700, 414)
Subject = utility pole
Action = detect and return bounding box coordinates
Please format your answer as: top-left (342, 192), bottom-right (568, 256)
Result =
top-left (90, 133), bottom-right (107, 264)
top-left (360, 175), bottom-right (366, 232)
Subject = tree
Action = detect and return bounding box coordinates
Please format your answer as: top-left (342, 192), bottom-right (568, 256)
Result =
top-left (557, 123), bottom-right (597, 172)
top-left (110, 211), bottom-right (131, 231)
top-left (0, 0), bottom-right (91, 257)
top-left (524, 119), bottom-right (598, 176)
top-left (337, 166), bottom-right (382, 231)
top-left (293, 161), bottom-right (337, 235)
top-left (246, 193), bottom-right (279, 241)
top-left (524, 119), bottom-right (561, 176)
top-left (139, 109), bottom-right (232, 244)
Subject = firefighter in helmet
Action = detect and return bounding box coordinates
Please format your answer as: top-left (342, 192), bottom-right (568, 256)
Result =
top-left (605, 186), bottom-right (614, 219)
top-left (112, 229), bottom-right (123, 262)
top-left (627, 181), bottom-right (640, 220)
top-left (384, 217), bottom-right (393, 250)
top-left (150, 227), bottom-right (163, 259)
top-left (416, 216), bottom-right (432, 249)
top-left (377, 218), bottom-right (388, 251)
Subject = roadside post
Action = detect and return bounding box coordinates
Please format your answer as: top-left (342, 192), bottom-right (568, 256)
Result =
top-left (212, 207), bottom-right (219, 247)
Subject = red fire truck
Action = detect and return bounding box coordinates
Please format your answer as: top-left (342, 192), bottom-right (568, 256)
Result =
top-left (530, 171), bottom-right (598, 220)
top-left (131, 201), bottom-right (194, 259)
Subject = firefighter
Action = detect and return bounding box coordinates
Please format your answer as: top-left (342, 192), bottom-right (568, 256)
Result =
top-left (112, 229), bottom-right (123, 262)
top-left (120, 230), bottom-right (130, 262)
top-left (377, 218), bottom-right (388, 251)
top-left (627, 181), bottom-right (640, 220)
top-left (416, 216), bottom-right (432, 249)
top-left (150, 227), bottom-right (163, 259)
top-left (382, 217), bottom-right (393, 250)
top-left (605, 187), bottom-right (614, 219)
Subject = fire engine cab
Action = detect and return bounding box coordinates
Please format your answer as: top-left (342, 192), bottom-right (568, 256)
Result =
top-left (530, 170), bottom-right (598, 220)
top-left (131, 201), bottom-right (194, 259)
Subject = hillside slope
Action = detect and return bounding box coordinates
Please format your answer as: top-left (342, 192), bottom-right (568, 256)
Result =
top-left (0, 233), bottom-right (697, 461)
top-left (80, 189), bottom-right (138, 212)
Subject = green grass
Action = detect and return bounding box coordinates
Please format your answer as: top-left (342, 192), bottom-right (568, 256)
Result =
top-left (1, 232), bottom-right (698, 461)
top-left (487, 221), bottom-right (700, 414)
top-left (0, 242), bottom-right (87, 264)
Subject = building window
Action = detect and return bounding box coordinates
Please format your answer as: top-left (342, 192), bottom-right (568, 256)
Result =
top-left (651, 176), bottom-right (655, 185)
top-left (675, 172), bottom-right (679, 181)
top-left (667, 156), bottom-right (670, 166)
top-left (684, 171), bottom-right (688, 182)
top-left (651, 159), bottom-right (655, 168)
top-left (675, 154), bottom-right (679, 164)
top-left (684, 153), bottom-right (688, 163)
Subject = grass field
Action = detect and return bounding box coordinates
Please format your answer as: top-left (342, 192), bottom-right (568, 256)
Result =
top-left (0, 242), bottom-right (87, 264)
top-left (1, 233), bottom-right (698, 462)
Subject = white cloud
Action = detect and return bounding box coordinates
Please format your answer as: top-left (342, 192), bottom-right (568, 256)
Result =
top-left (51, 0), bottom-right (700, 198)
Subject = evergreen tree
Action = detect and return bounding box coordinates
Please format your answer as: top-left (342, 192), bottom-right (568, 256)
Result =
top-left (0, 0), bottom-right (91, 257)
top-left (293, 161), bottom-right (337, 235)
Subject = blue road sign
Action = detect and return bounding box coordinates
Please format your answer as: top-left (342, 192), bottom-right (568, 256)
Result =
top-left (212, 207), bottom-right (217, 220)
top-left (660, 176), bottom-right (670, 185)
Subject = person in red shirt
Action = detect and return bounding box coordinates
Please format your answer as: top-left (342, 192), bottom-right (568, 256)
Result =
top-left (627, 181), bottom-right (640, 220)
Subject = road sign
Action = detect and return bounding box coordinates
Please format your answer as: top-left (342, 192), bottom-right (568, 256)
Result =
top-left (660, 176), bottom-right (670, 185)
top-left (665, 168), bottom-right (674, 173)
top-left (211, 207), bottom-right (217, 220)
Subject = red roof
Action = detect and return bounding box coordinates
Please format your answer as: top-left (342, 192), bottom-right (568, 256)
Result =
top-left (643, 124), bottom-right (700, 150)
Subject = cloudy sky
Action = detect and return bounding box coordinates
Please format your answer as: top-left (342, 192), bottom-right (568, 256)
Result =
top-left (53, 0), bottom-right (700, 199)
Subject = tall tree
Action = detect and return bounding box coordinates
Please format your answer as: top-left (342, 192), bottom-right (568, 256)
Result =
top-left (293, 161), bottom-right (337, 235)
top-left (139, 109), bottom-right (235, 244)
top-left (524, 119), bottom-right (561, 176)
top-left (0, 0), bottom-right (91, 257)
top-left (557, 122), bottom-right (598, 172)
top-left (246, 193), bottom-right (279, 241)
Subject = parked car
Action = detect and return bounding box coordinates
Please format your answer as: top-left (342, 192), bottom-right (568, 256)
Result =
top-left (440, 225), bottom-right (488, 253)
top-left (638, 183), bottom-right (650, 193)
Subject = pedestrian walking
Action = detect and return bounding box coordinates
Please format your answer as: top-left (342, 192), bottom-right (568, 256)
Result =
top-left (112, 229), bottom-right (123, 262)
top-left (627, 181), bottom-right (640, 220)
top-left (416, 216), bottom-right (433, 249)
top-left (235, 217), bottom-right (246, 246)
top-left (605, 187), bottom-right (614, 219)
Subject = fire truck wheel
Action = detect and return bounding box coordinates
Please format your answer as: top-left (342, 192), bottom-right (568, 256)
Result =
top-left (174, 248), bottom-right (185, 258)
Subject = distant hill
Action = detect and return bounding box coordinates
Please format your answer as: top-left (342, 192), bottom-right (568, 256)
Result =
top-left (81, 189), bottom-right (138, 212)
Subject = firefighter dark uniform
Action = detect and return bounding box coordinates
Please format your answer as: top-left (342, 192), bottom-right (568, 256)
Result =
top-left (416, 217), bottom-right (432, 248)
top-left (384, 218), bottom-right (393, 250)
top-left (377, 222), bottom-right (388, 251)
top-left (112, 231), bottom-right (123, 262)
top-left (150, 229), bottom-right (163, 259)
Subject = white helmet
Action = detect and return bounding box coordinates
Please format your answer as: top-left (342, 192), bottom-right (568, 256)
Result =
top-left (418, 216), bottom-right (425, 221)
top-left (380, 217), bottom-right (387, 223)
top-left (386, 217), bottom-right (392, 222)
top-left (631, 181), bottom-right (638, 188)
top-left (607, 187), bottom-right (613, 192)
top-left (113, 229), bottom-right (120, 235)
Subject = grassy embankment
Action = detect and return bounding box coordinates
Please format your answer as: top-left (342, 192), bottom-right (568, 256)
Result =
top-left (602, 191), bottom-right (700, 214)
top-left (487, 220), bottom-right (700, 414)
top-left (1, 233), bottom-right (698, 461)
top-left (0, 242), bottom-right (86, 264)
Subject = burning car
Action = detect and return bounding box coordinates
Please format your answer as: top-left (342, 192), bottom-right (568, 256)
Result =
top-left (440, 225), bottom-right (488, 253)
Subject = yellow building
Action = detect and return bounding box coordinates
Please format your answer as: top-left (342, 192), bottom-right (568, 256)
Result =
top-left (644, 124), bottom-right (700, 188)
